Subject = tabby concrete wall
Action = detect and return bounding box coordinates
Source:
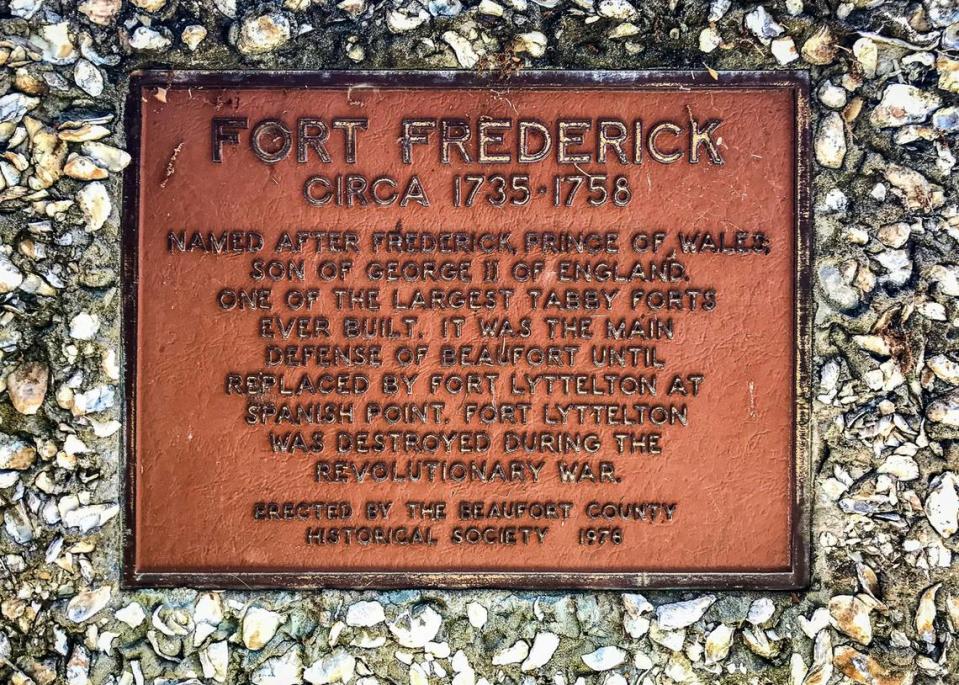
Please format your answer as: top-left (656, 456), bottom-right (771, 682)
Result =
top-left (0, 0), bottom-right (957, 683)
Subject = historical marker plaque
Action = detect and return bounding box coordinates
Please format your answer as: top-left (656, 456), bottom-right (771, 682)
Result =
top-left (123, 71), bottom-right (810, 589)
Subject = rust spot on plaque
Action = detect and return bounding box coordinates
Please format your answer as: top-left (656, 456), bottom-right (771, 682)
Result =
top-left (123, 71), bottom-right (811, 589)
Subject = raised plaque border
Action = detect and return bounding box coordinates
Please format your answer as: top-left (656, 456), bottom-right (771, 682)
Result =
top-left (121, 70), bottom-right (812, 591)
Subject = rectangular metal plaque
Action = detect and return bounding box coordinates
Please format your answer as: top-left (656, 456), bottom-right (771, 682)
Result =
top-left (123, 70), bottom-right (811, 589)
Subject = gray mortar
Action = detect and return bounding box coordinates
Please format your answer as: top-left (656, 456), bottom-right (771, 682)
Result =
top-left (1, 0), bottom-right (958, 683)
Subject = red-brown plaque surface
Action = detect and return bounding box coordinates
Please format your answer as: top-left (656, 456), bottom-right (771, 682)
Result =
top-left (123, 71), bottom-right (811, 589)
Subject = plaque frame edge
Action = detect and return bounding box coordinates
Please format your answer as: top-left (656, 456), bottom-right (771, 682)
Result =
top-left (120, 69), bottom-right (813, 592)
